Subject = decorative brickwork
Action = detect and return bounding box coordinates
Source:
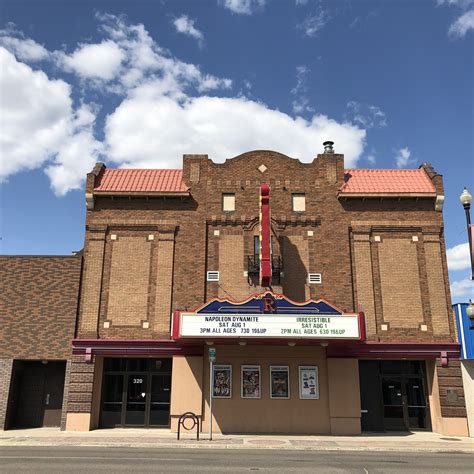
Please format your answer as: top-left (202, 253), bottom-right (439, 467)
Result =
top-left (424, 235), bottom-right (450, 336)
top-left (352, 234), bottom-right (377, 337)
top-left (60, 360), bottom-right (72, 431)
top-left (154, 231), bottom-right (176, 333)
top-left (218, 234), bottom-right (247, 300)
top-left (0, 359), bottom-right (13, 430)
top-left (107, 236), bottom-right (152, 326)
top-left (0, 256), bottom-right (81, 359)
top-left (67, 356), bottom-right (96, 414)
top-left (378, 237), bottom-right (424, 328)
top-left (436, 359), bottom-right (467, 418)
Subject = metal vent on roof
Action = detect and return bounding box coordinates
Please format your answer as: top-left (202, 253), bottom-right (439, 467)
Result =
top-left (308, 273), bottom-right (322, 284)
top-left (207, 271), bottom-right (220, 282)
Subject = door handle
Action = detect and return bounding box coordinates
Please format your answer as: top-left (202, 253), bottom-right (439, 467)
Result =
top-left (45, 393), bottom-right (50, 405)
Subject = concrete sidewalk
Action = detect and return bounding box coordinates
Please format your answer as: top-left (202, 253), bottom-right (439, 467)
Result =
top-left (0, 428), bottom-right (473, 453)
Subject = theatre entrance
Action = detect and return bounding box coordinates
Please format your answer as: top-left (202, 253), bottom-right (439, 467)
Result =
top-left (359, 360), bottom-right (431, 432)
top-left (99, 358), bottom-right (172, 428)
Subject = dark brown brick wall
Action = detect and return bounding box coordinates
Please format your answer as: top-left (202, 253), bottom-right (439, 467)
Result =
top-left (0, 359), bottom-right (13, 429)
top-left (0, 256), bottom-right (82, 359)
top-left (436, 359), bottom-right (467, 418)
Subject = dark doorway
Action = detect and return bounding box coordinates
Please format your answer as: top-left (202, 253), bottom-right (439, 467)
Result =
top-left (100, 358), bottom-right (172, 428)
top-left (6, 361), bottom-right (66, 429)
top-left (359, 360), bottom-right (430, 432)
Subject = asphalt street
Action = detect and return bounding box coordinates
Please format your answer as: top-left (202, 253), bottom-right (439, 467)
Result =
top-left (0, 446), bottom-right (472, 473)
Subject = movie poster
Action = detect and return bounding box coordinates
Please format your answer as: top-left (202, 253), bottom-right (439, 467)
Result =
top-left (212, 365), bottom-right (232, 398)
top-left (241, 365), bottom-right (261, 398)
top-left (299, 366), bottom-right (319, 399)
top-left (270, 366), bottom-right (290, 399)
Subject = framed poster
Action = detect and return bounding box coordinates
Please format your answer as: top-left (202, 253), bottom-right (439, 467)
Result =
top-left (270, 366), bottom-right (290, 399)
top-left (299, 366), bottom-right (319, 399)
top-left (241, 365), bottom-right (261, 399)
top-left (212, 365), bottom-right (232, 398)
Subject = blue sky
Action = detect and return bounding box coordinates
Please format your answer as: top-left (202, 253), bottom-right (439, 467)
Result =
top-left (0, 0), bottom-right (472, 300)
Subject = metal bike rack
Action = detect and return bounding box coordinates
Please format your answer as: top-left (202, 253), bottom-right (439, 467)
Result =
top-left (177, 412), bottom-right (200, 441)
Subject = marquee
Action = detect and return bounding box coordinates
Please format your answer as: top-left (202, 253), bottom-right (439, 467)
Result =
top-left (172, 292), bottom-right (365, 342)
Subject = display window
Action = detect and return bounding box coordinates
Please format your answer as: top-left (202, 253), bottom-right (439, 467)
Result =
top-left (212, 365), bottom-right (232, 398)
top-left (241, 365), bottom-right (261, 399)
top-left (270, 366), bottom-right (290, 399)
top-left (299, 366), bottom-right (319, 399)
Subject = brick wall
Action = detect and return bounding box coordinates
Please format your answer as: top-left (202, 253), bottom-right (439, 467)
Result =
top-left (0, 256), bottom-right (82, 359)
top-left (436, 359), bottom-right (467, 418)
top-left (76, 150), bottom-right (454, 346)
top-left (0, 359), bottom-right (13, 430)
top-left (107, 236), bottom-right (152, 326)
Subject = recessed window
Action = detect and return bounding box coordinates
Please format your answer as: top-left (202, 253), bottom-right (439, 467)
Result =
top-left (222, 193), bottom-right (235, 212)
top-left (292, 193), bottom-right (306, 212)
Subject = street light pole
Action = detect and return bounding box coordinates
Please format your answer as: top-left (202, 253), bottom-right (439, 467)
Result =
top-left (460, 188), bottom-right (474, 280)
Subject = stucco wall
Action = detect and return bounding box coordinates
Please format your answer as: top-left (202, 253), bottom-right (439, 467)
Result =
top-left (173, 345), bottom-right (361, 435)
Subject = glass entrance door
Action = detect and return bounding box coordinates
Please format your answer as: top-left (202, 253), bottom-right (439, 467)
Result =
top-left (382, 377), bottom-right (406, 430)
top-left (381, 375), bottom-right (429, 431)
top-left (125, 375), bottom-right (148, 426)
top-left (100, 358), bottom-right (172, 428)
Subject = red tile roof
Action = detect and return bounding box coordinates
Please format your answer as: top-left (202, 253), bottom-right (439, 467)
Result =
top-left (339, 169), bottom-right (436, 195)
top-left (94, 169), bottom-right (189, 193)
top-left (93, 167), bottom-right (436, 195)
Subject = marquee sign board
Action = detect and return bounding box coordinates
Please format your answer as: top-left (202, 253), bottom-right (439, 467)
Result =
top-left (173, 292), bottom-right (365, 341)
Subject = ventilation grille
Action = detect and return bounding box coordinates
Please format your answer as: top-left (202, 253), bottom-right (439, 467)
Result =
top-left (308, 273), bottom-right (322, 284)
top-left (207, 271), bottom-right (220, 282)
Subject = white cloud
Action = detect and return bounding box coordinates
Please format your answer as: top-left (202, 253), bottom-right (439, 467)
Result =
top-left (346, 101), bottom-right (387, 129)
top-left (448, 9), bottom-right (474, 37)
top-left (173, 15), bottom-right (204, 46)
top-left (218, 0), bottom-right (265, 15)
top-left (447, 242), bottom-right (471, 270)
top-left (437, 0), bottom-right (474, 38)
top-left (105, 94), bottom-right (365, 169)
top-left (60, 40), bottom-right (125, 80)
top-left (395, 147), bottom-right (413, 168)
top-left (0, 35), bottom-right (49, 62)
top-left (450, 277), bottom-right (474, 299)
top-left (366, 154), bottom-right (376, 164)
top-left (0, 15), bottom-right (367, 195)
top-left (291, 65), bottom-right (314, 115)
top-left (298, 8), bottom-right (328, 36)
top-left (0, 48), bottom-right (101, 194)
top-left (437, 0), bottom-right (474, 7)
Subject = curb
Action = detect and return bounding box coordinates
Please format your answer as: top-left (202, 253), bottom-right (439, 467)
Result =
top-left (0, 441), bottom-right (473, 454)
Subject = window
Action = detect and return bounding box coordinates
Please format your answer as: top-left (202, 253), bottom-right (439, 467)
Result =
top-left (222, 193), bottom-right (235, 212)
top-left (292, 193), bottom-right (305, 212)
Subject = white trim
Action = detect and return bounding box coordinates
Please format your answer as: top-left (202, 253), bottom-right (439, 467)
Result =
top-left (241, 365), bottom-right (261, 399)
top-left (270, 365), bottom-right (290, 399)
top-left (458, 303), bottom-right (467, 359)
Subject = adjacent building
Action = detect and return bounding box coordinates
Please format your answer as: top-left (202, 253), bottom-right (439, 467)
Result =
top-left (0, 144), bottom-right (469, 436)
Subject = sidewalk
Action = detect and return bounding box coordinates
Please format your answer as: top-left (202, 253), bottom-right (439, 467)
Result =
top-left (0, 428), bottom-right (473, 453)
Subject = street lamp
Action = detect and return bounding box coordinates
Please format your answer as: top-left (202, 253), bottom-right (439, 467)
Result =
top-left (459, 187), bottom-right (474, 280)
top-left (467, 300), bottom-right (474, 329)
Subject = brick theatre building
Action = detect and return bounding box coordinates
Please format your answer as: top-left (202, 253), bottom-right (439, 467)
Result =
top-left (0, 143), bottom-right (468, 435)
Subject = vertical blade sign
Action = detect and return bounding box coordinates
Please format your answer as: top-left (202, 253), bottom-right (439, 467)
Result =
top-left (259, 183), bottom-right (272, 287)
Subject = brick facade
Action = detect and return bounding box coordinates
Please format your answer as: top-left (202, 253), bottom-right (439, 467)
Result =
top-left (0, 256), bottom-right (82, 429)
top-left (0, 148), bottom-right (466, 434)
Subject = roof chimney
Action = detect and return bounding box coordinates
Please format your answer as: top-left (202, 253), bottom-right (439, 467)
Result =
top-left (323, 141), bottom-right (334, 153)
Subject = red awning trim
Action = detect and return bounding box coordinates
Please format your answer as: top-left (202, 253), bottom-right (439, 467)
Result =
top-left (72, 339), bottom-right (204, 360)
top-left (327, 341), bottom-right (461, 364)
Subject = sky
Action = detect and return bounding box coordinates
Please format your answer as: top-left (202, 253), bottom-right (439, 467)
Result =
top-left (0, 0), bottom-right (472, 301)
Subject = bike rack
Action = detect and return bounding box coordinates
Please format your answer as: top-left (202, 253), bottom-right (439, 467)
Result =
top-left (177, 412), bottom-right (200, 441)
